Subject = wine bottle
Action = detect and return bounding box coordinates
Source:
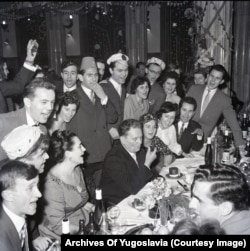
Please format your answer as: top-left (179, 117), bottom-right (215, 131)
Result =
top-left (94, 188), bottom-right (108, 234)
top-left (205, 137), bottom-right (213, 166)
top-left (62, 218), bottom-right (70, 235)
top-left (233, 146), bottom-right (241, 164)
top-left (223, 130), bottom-right (230, 149)
top-left (85, 212), bottom-right (97, 235)
top-left (241, 113), bottom-right (248, 139)
top-left (77, 219), bottom-right (85, 235)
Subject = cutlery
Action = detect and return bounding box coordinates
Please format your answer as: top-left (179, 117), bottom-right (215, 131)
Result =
top-left (177, 180), bottom-right (189, 191)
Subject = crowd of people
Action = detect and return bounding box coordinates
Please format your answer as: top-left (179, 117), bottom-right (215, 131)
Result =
top-left (0, 38), bottom-right (250, 251)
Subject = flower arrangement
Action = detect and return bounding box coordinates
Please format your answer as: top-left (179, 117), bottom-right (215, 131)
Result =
top-left (145, 177), bottom-right (172, 210)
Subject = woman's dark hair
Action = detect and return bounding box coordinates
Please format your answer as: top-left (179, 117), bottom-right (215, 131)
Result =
top-left (139, 113), bottom-right (158, 128)
top-left (130, 76), bottom-right (150, 94)
top-left (155, 101), bottom-right (178, 120)
top-left (52, 90), bottom-right (80, 119)
top-left (48, 130), bottom-right (77, 163)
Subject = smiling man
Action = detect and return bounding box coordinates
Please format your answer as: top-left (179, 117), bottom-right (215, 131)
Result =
top-left (174, 96), bottom-right (204, 154)
top-left (0, 160), bottom-right (41, 251)
top-left (186, 64), bottom-right (244, 149)
top-left (0, 78), bottom-right (56, 161)
top-left (101, 53), bottom-right (129, 141)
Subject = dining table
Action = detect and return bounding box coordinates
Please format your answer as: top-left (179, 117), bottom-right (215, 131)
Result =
top-left (111, 152), bottom-right (205, 235)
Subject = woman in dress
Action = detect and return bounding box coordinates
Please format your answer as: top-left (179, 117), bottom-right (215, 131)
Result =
top-left (162, 71), bottom-right (181, 105)
top-left (47, 90), bottom-right (79, 135)
top-left (140, 113), bottom-right (175, 173)
top-left (124, 76), bottom-right (150, 120)
top-left (39, 130), bottom-right (94, 240)
top-left (155, 102), bottom-right (183, 157)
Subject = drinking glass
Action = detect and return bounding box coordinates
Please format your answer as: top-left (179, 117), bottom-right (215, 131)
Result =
top-left (107, 206), bottom-right (120, 234)
top-left (133, 197), bottom-right (146, 217)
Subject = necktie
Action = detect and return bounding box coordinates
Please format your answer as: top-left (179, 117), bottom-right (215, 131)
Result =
top-left (179, 122), bottom-right (185, 140)
top-left (90, 91), bottom-right (95, 104)
top-left (201, 89), bottom-right (211, 116)
top-left (20, 223), bottom-right (29, 251)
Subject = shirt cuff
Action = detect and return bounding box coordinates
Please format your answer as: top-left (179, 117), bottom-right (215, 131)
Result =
top-left (23, 62), bottom-right (37, 72)
top-left (101, 96), bottom-right (108, 105)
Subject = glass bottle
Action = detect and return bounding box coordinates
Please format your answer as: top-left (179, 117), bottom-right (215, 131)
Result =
top-left (223, 130), bottom-right (230, 149)
top-left (245, 136), bottom-right (250, 157)
top-left (77, 219), bottom-right (85, 235)
top-left (205, 137), bottom-right (213, 166)
top-left (233, 146), bottom-right (241, 165)
top-left (94, 188), bottom-right (108, 234)
top-left (62, 218), bottom-right (70, 235)
top-left (85, 212), bottom-right (97, 235)
top-left (241, 113), bottom-right (248, 139)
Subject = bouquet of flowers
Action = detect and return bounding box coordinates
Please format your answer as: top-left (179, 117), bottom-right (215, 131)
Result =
top-left (145, 177), bottom-right (172, 210)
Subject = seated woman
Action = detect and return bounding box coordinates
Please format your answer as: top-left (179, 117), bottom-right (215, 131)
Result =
top-left (47, 90), bottom-right (79, 135)
top-left (124, 76), bottom-right (150, 120)
top-left (39, 130), bottom-right (94, 240)
top-left (162, 72), bottom-right (181, 105)
top-left (139, 113), bottom-right (175, 173)
top-left (155, 102), bottom-right (183, 157)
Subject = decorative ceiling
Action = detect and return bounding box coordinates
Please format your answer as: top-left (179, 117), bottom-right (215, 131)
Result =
top-left (0, 1), bottom-right (189, 20)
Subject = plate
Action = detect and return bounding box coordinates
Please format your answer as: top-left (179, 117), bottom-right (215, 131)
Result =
top-left (166, 173), bottom-right (183, 179)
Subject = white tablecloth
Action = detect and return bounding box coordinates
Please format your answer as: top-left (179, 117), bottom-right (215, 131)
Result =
top-left (113, 155), bottom-right (205, 234)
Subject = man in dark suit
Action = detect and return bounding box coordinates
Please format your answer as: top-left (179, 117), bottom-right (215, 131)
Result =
top-left (0, 39), bottom-right (39, 114)
top-left (0, 160), bottom-right (41, 251)
top-left (100, 53), bottom-right (129, 141)
top-left (186, 64), bottom-right (245, 149)
top-left (50, 59), bottom-right (79, 94)
top-left (0, 78), bottom-right (56, 161)
top-left (146, 57), bottom-right (166, 114)
top-left (100, 119), bottom-right (157, 206)
top-left (67, 57), bottom-right (117, 193)
top-left (174, 97), bottom-right (204, 154)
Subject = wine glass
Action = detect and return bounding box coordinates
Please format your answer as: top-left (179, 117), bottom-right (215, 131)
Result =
top-left (107, 206), bottom-right (120, 234)
top-left (133, 197), bottom-right (146, 217)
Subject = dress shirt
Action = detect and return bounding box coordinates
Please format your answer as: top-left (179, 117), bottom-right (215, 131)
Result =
top-left (109, 78), bottom-right (122, 97)
top-left (63, 85), bottom-right (76, 92)
top-left (178, 121), bottom-right (188, 135)
top-left (2, 203), bottom-right (26, 239)
top-left (23, 62), bottom-right (38, 72)
top-left (26, 110), bottom-right (39, 126)
top-left (201, 88), bottom-right (217, 112)
top-left (127, 151), bottom-right (139, 167)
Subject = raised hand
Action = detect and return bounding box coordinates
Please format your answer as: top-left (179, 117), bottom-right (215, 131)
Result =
top-left (26, 39), bottom-right (39, 64)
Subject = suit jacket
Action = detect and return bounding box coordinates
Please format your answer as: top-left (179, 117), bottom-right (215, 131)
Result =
top-left (174, 120), bottom-right (204, 153)
top-left (100, 79), bottom-right (126, 130)
top-left (100, 142), bottom-right (156, 205)
top-left (0, 66), bottom-right (35, 113)
top-left (0, 205), bottom-right (22, 251)
top-left (0, 107), bottom-right (47, 161)
top-left (186, 85), bottom-right (244, 147)
top-left (67, 83), bottom-right (117, 164)
top-left (148, 82), bottom-right (166, 114)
